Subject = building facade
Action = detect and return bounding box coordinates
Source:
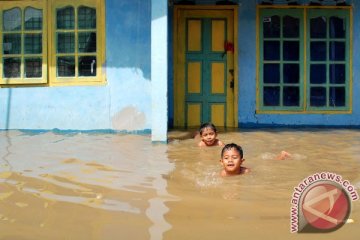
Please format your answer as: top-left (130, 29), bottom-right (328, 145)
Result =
top-left (0, 0), bottom-right (358, 142)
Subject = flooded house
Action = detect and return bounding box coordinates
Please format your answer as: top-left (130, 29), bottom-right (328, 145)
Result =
top-left (0, 0), bottom-right (358, 142)
top-left (0, 1), bottom-right (359, 239)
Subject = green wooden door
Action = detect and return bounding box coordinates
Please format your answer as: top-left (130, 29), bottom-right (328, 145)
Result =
top-left (174, 7), bottom-right (237, 128)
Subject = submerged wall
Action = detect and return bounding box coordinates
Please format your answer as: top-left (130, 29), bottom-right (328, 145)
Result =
top-left (0, 0), bottom-right (153, 132)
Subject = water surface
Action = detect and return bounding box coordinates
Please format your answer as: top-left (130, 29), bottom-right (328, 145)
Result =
top-left (0, 129), bottom-right (359, 239)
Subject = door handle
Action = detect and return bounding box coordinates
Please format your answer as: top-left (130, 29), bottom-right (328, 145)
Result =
top-left (229, 69), bottom-right (234, 89)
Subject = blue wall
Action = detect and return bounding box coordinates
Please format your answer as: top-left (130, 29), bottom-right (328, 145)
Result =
top-left (0, 0), bottom-right (153, 132)
top-left (1, 0), bottom-right (360, 133)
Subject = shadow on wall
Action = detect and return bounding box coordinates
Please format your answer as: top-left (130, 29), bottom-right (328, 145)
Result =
top-left (106, 0), bottom-right (151, 79)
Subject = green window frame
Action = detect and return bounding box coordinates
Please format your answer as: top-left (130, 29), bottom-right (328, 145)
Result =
top-left (0, 0), bottom-right (105, 87)
top-left (257, 6), bottom-right (352, 113)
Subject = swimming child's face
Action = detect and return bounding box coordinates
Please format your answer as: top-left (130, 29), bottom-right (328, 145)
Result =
top-left (220, 147), bottom-right (244, 175)
top-left (200, 127), bottom-right (217, 146)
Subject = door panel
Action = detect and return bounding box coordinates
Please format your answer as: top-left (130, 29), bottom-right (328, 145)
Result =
top-left (187, 103), bottom-right (201, 127)
top-left (185, 18), bottom-right (227, 127)
top-left (187, 19), bottom-right (202, 51)
top-left (212, 20), bottom-right (225, 51)
top-left (211, 103), bottom-right (225, 126)
top-left (174, 7), bottom-right (237, 128)
top-left (211, 62), bottom-right (225, 94)
top-left (187, 61), bottom-right (201, 93)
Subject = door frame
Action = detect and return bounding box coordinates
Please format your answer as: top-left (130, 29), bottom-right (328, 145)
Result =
top-left (173, 5), bottom-right (238, 128)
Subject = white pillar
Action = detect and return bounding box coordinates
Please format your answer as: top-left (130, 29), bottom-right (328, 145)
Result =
top-left (151, 0), bottom-right (168, 142)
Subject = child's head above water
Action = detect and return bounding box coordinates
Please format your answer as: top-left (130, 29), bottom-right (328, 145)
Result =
top-left (198, 122), bottom-right (224, 147)
top-left (220, 143), bottom-right (249, 176)
top-left (221, 143), bottom-right (243, 159)
top-left (199, 122), bottom-right (217, 135)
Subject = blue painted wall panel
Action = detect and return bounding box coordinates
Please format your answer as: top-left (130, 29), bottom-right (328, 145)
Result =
top-left (106, 0), bottom-right (151, 79)
top-left (0, 86), bottom-right (110, 130)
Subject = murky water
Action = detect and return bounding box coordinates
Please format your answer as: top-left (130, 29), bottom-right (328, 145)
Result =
top-left (1, 129), bottom-right (359, 239)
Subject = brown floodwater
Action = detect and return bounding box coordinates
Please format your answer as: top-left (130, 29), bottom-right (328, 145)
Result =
top-left (0, 129), bottom-right (359, 240)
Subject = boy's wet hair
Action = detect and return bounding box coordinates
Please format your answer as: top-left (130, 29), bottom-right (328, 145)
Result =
top-left (221, 143), bottom-right (243, 159)
top-left (199, 122), bottom-right (217, 135)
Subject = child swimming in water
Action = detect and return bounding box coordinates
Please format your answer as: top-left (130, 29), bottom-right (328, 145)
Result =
top-left (220, 143), bottom-right (250, 177)
top-left (219, 143), bottom-right (291, 176)
top-left (198, 122), bottom-right (225, 147)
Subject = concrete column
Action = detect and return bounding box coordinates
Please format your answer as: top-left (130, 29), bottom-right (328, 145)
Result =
top-left (151, 0), bottom-right (168, 142)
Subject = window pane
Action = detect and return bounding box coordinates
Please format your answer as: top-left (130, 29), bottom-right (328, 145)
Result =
top-left (310, 16), bottom-right (326, 38)
top-left (329, 41), bottom-right (345, 61)
top-left (329, 87), bottom-right (345, 107)
top-left (3, 8), bottom-right (21, 31)
top-left (25, 34), bottom-right (42, 54)
top-left (283, 87), bottom-right (299, 106)
top-left (57, 33), bottom-right (75, 53)
top-left (57, 57), bottom-right (75, 77)
top-left (284, 64), bottom-right (299, 83)
top-left (330, 17), bottom-right (345, 39)
top-left (25, 7), bottom-right (42, 30)
top-left (264, 64), bottom-right (279, 83)
top-left (25, 58), bottom-right (42, 78)
top-left (283, 16), bottom-right (299, 38)
top-left (310, 64), bottom-right (326, 84)
top-left (78, 32), bottom-right (96, 53)
top-left (3, 34), bottom-right (21, 54)
top-left (330, 64), bottom-right (345, 84)
top-left (310, 87), bottom-right (326, 107)
top-left (310, 41), bottom-right (326, 61)
top-left (263, 15), bottom-right (280, 38)
top-left (3, 58), bottom-right (21, 78)
top-left (57, 7), bottom-right (74, 29)
top-left (283, 41), bottom-right (299, 61)
top-left (264, 87), bottom-right (280, 106)
top-left (78, 6), bottom-right (96, 29)
top-left (79, 56), bottom-right (96, 76)
top-left (264, 41), bottom-right (280, 60)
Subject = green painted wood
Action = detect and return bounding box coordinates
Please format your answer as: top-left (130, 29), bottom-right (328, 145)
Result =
top-left (185, 18), bottom-right (227, 126)
top-left (258, 8), bottom-right (350, 112)
top-left (259, 9), bottom-right (304, 111)
top-left (307, 9), bottom-right (350, 111)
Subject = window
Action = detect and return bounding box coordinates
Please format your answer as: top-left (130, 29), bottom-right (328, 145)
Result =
top-left (0, 0), bottom-right (105, 86)
top-left (0, 2), bottom-right (47, 84)
top-left (258, 6), bottom-right (351, 113)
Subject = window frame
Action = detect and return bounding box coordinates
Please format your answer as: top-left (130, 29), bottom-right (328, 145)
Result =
top-left (0, 0), bottom-right (105, 87)
top-left (0, 1), bottom-right (48, 84)
top-left (306, 9), bottom-right (350, 111)
top-left (257, 5), bottom-right (352, 114)
top-left (49, 0), bottom-right (106, 86)
top-left (258, 9), bottom-right (304, 111)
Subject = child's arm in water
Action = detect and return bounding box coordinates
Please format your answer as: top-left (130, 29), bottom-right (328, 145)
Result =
top-left (240, 166), bottom-right (251, 173)
top-left (217, 139), bottom-right (225, 147)
top-left (276, 151), bottom-right (292, 160)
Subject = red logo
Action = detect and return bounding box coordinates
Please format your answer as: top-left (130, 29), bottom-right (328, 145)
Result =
top-left (301, 182), bottom-right (351, 232)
